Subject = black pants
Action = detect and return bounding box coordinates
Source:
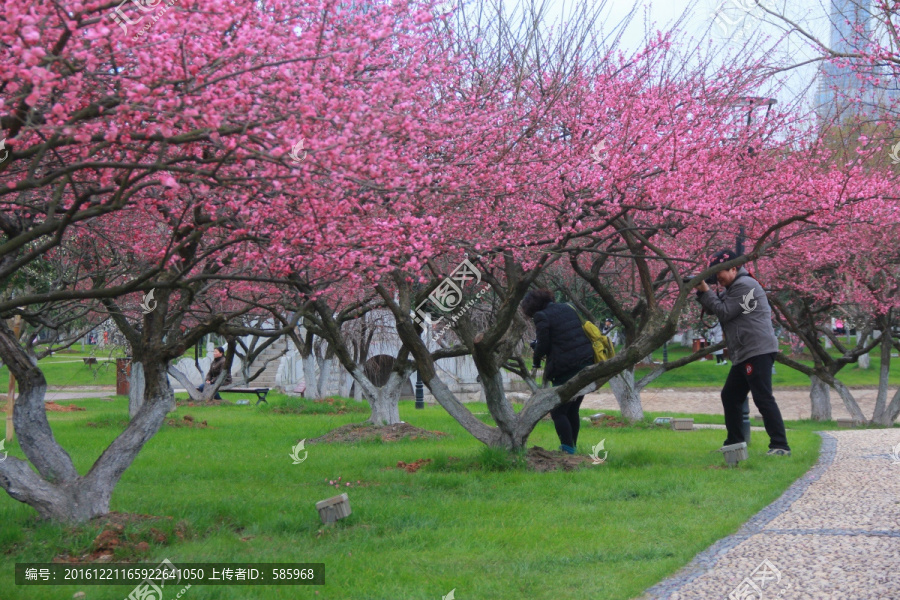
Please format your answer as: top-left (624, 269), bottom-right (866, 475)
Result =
top-left (198, 382), bottom-right (222, 400)
top-left (721, 352), bottom-right (789, 450)
top-left (549, 361), bottom-right (591, 448)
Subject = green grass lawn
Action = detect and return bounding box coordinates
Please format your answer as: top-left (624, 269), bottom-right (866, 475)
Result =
top-left (3, 342), bottom-right (897, 392)
top-left (638, 343), bottom-right (900, 388)
top-left (0, 348), bottom-right (199, 389)
top-left (0, 394), bottom-right (827, 600)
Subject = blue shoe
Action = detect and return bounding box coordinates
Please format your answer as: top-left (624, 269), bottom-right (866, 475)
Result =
top-left (559, 444), bottom-right (576, 455)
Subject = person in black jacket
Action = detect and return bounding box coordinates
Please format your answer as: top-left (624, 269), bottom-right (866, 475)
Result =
top-left (521, 289), bottom-right (595, 454)
top-left (199, 346), bottom-right (232, 400)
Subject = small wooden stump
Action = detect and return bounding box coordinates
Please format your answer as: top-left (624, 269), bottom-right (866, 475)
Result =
top-left (316, 493), bottom-right (351, 524)
top-left (671, 418), bottom-right (694, 431)
top-left (719, 442), bottom-right (748, 467)
top-left (836, 418), bottom-right (861, 428)
top-left (82, 357), bottom-right (98, 365)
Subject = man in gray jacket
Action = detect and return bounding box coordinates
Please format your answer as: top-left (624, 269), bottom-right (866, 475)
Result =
top-left (695, 250), bottom-right (791, 455)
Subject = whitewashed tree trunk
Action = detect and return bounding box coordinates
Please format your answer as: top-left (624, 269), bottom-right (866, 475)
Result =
top-left (346, 365), bottom-right (407, 426)
top-left (809, 375), bottom-right (831, 421)
top-left (316, 355), bottom-right (332, 398)
top-left (302, 356), bottom-right (319, 399)
top-left (871, 330), bottom-right (892, 425)
top-left (0, 336), bottom-right (175, 523)
top-left (128, 361), bottom-right (145, 418)
top-left (609, 367), bottom-right (644, 421)
top-left (859, 352), bottom-right (870, 370)
top-left (858, 332), bottom-right (870, 369)
top-left (339, 368), bottom-right (352, 398)
top-left (367, 372), bottom-right (404, 425)
top-left (832, 380), bottom-right (868, 422)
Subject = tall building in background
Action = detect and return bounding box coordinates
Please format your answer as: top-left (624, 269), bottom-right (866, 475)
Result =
top-left (815, 0), bottom-right (900, 122)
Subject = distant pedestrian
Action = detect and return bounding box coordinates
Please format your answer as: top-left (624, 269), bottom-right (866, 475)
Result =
top-left (707, 321), bottom-right (726, 365)
top-left (521, 289), bottom-right (594, 455)
top-left (199, 346), bottom-right (232, 400)
top-left (695, 250), bottom-right (791, 456)
top-left (601, 318), bottom-right (618, 346)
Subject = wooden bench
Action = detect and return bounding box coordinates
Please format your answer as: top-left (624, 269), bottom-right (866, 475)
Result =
top-left (82, 357), bottom-right (98, 365)
top-left (218, 387), bottom-right (270, 405)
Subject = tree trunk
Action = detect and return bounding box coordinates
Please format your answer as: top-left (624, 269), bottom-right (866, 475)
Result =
top-left (884, 386), bottom-right (900, 424)
top-left (0, 354), bottom-right (174, 523)
top-left (302, 355), bottom-right (319, 399)
top-left (832, 380), bottom-right (868, 423)
top-left (128, 361), bottom-right (145, 419)
top-left (858, 332), bottom-right (870, 369)
top-left (809, 375), bottom-right (831, 421)
top-left (609, 367), bottom-right (644, 422)
top-left (367, 373), bottom-right (403, 425)
top-left (339, 367), bottom-right (352, 398)
top-left (316, 355), bottom-right (332, 399)
top-left (871, 327), bottom-right (892, 425)
top-left (345, 366), bottom-right (406, 426)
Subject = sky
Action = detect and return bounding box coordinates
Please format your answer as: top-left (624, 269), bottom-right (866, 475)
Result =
top-left (498, 0), bottom-right (842, 112)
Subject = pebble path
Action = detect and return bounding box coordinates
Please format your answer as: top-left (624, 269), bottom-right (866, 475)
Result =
top-left (638, 429), bottom-right (900, 600)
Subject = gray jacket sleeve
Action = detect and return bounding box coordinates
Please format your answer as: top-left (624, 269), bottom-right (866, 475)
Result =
top-left (697, 284), bottom-right (747, 324)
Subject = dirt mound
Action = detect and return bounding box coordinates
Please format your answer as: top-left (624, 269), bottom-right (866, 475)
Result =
top-left (396, 458), bottom-right (433, 473)
top-left (309, 422), bottom-right (446, 444)
top-left (45, 402), bottom-right (86, 412)
top-left (526, 446), bottom-right (594, 472)
top-left (52, 512), bottom-right (189, 563)
top-left (589, 414), bottom-right (629, 428)
top-left (165, 414), bottom-right (209, 428)
top-left (175, 397), bottom-right (230, 407)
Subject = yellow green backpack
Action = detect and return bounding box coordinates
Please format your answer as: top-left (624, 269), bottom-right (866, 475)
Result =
top-left (567, 303), bottom-right (616, 363)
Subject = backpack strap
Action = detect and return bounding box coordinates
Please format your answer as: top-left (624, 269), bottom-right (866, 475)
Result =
top-left (566, 302), bottom-right (587, 325)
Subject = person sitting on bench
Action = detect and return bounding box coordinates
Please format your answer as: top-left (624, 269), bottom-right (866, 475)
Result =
top-left (198, 346), bottom-right (232, 400)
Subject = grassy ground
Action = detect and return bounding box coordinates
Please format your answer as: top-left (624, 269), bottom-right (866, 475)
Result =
top-left (0, 393), bottom-right (829, 600)
top-left (639, 343), bottom-right (900, 388)
top-left (2, 342), bottom-right (897, 391)
top-left (0, 348), bottom-right (200, 388)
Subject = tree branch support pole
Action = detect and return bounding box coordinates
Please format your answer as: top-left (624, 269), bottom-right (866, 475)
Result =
top-left (6, 316), bottom-right (23, 443)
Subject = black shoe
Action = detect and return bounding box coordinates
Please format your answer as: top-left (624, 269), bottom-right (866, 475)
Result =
top-left (766, 448), bottom-right (791, 456)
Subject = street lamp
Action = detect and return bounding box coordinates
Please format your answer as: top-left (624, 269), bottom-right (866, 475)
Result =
top-left (732, 96), bottom-right (776, 256)
top-left (729, 96), bottom-right (776, 443)
top-left (415, 318), bottom-right (429, 409)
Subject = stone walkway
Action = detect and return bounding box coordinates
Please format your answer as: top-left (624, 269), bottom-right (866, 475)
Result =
top-left (581, 387), bottom-right (897, 421)
top-left (638, 429), bottom-right (900, 600)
